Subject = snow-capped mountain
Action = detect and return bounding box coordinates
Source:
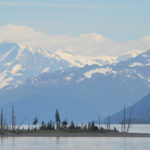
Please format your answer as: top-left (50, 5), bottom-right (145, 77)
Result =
top-left (19, 48), bottom-right (150, 87)
top-left (1, 48), bottom-right (150, 123)
top-left (117, 50), bottom-right (143, 61)
top-left (0, 42), bottom-right (143, 89)
top-left (0, 42), bottom-right (118, 89)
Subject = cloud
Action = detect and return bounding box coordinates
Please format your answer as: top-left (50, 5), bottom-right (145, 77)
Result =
top-left (0, 24), bottom-right (150, 57)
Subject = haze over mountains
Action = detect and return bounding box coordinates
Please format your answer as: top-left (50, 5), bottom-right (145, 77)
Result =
top-left (0, 42), bottom-right (150, 123)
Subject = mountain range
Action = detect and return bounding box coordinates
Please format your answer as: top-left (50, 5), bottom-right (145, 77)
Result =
top-left (0, 42), bottom-right (142, 89)
top-left (0, 42), bottom-right (150, 123)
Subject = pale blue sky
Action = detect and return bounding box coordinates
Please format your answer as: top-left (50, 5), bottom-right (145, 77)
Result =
top-left (0, 0), bottom-right (150, 42)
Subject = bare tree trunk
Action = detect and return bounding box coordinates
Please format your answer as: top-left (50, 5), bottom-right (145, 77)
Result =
top-left (12, 105), bottom-right (16, 132)
top-left (98, 115), bottom-right (100, 129)
top-left (123, 105), bottom-right (126, 132)
top-left (0, 108), bottom-right (3, 132)
top-left (127, 107), bottom-right (133, 133)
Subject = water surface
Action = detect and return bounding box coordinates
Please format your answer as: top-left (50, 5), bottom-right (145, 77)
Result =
top-left (1, 124), bottom-right (150, 150)
top-left (0, 137), bottom-right (150, 150)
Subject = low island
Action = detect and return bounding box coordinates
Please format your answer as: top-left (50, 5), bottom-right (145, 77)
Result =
top-left (0, 108), bottom-right (150, 138)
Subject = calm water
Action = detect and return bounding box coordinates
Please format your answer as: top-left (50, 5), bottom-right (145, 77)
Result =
top-left (107, 124), bottom-right (150, 133)
top-left (1, 124), bottom-right (150, 150)
top-left (0, 137), bottom-right (150, 150)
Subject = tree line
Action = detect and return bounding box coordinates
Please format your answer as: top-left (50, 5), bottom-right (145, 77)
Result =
top-left (32, 109), bottom-right (117, 132)
top-left (0, 106), bottom-right (119, 133)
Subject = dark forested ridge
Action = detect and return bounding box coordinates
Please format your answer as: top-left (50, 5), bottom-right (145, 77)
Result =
top-left (105, 93), bottom-right (150, 123)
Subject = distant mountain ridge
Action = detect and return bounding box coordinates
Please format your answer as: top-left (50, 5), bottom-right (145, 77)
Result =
top-left (0, 47), bottom-right (150, 123)
top-left (105, 93), bottom-right (150, 124)
top-left (0, 42), bottom-right (150, 123)
top-left (0, 42), bottom-right (143, 89)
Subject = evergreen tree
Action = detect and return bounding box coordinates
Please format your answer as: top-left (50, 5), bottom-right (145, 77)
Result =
top-left (47, 120), bottom-right (53, 130)
top-left (88, 122), bottom-right (91, 130)
top-left (91, 121), bottom-right (98, 130)
top-left (33, 117), bottom-right (38, 130)
top-left (40, 121), bottom-right (46, 130)
top-left (91, 121), bottom-right (95, 128)
top-left (88, 121), bottom-right (98, 130)
top-left (69, 121), bottom-right (75, 129)
top-left (83, 124), bottom-right (87, 130)
top-left (62, 120), bottom-right (68, 129)
top-left (55, 109), bottom-right (61, 129)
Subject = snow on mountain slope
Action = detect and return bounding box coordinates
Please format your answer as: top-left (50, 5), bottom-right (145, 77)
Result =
top-left (8, 47), bottom-right (150, 97)
top-left (117, 50), bottom-right (143, 61)
top-left (0, 47), bottom-right (150, 122)
top-left (0, 42), bottom-right (117, 89)
top-left (54, 49), bottom-right (117, 67)
top-left (58, 48), bottom-right (150, 84)
top-left (84, 67), bottom-right (117, 78)
top-left (0, 42), bottom-right (145, 89)
top-left (1, 61), bottom-right (150, 122)
top-left (21, 47), bottom-right (150, 87)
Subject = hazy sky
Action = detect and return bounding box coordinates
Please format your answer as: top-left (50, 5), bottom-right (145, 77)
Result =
top-left (0, 0), bottom-right (150, 56)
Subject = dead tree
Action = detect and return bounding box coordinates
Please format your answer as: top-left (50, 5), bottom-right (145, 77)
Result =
top-left (123, 105), bottom-right (126, 132)
top-left (0, 108), bottom-right (3, 132)
top-left (121, 117), bottom-right (123, 132)
top-left (127, 107), bottom-right (133, 133)
top-left (11, 105), bottom-right (16, 131)
top-left (108, 115), bottom-right (111, 131)
top-left (98, 115), bottom-right (100, 129)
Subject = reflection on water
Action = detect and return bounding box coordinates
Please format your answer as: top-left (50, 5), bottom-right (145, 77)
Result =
top-left (0, 124), bottom-right (150, 150)
top-left (0, 137), bottom-right (150, 150)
